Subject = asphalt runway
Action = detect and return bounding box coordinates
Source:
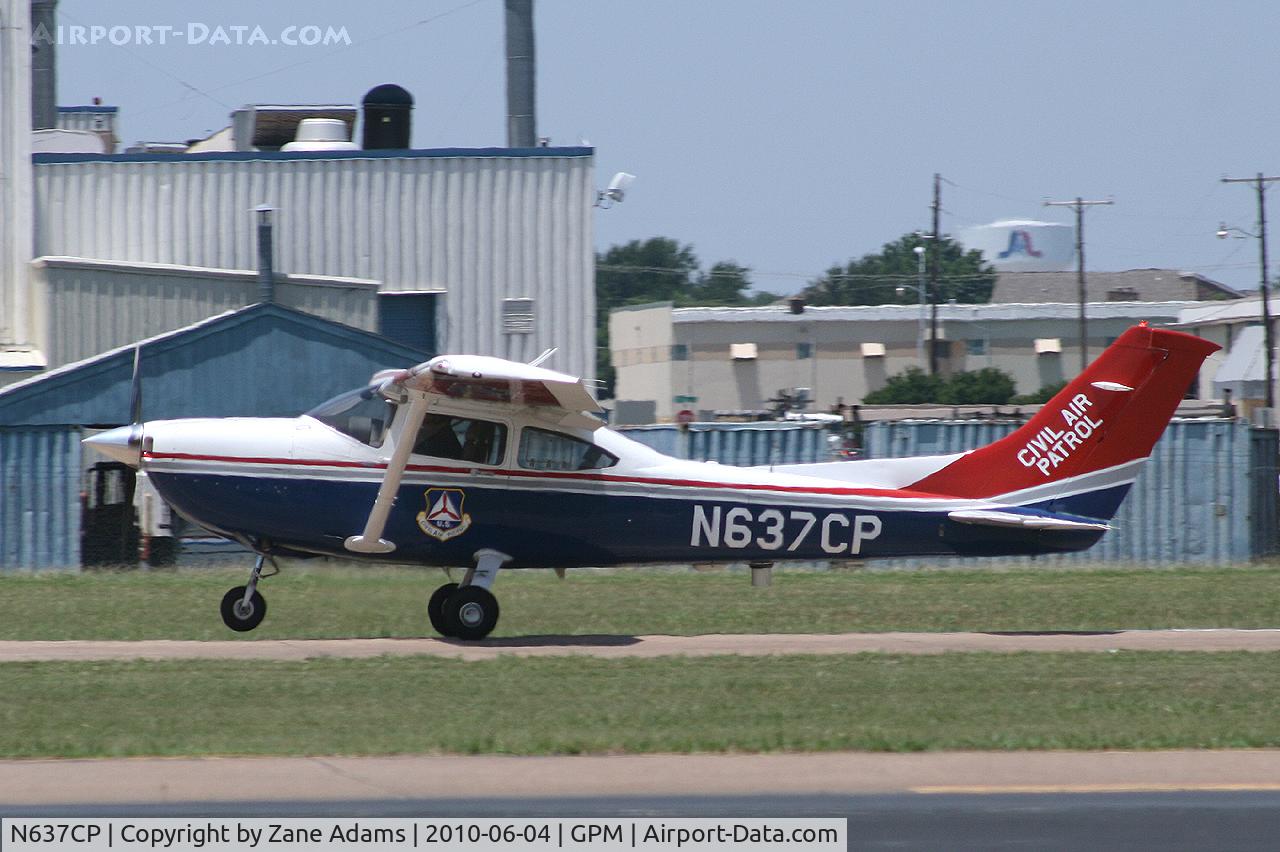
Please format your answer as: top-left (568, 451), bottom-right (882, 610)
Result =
top-left (4, 628), bottom-right (1280, 662)
top-left (4, 753), bottom-right (1280, 850)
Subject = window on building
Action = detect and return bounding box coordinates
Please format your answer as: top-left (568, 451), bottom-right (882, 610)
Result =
top-left (671, 343), bottom-right (689, 361)
top-left (796, 342), bottom-right (813, 360)
top-left (413, 415), bottom-right (507, 465)
top-left (518, 427), bottom-right (618, 471)
top-left (966, 339), bottom-right (987, 356)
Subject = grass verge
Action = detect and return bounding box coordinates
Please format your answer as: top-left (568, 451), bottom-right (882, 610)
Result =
top-left (2, 652), bottom-right (1278, 758)
top-left (2, 565), bottom-right (1280, 640)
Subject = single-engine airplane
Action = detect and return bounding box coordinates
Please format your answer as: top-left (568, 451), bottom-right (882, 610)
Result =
top-left (85, 324), bottom-right (1217, 640)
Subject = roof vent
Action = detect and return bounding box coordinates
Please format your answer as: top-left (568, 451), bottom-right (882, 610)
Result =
top-left (281, 118), bottom-right (360, 152)
top-left (502, 298), bottom-right (535, 334)
top-left (789, 297), bottom-right (806, 314)
top-left (362, 84), bottom-right (414, 150)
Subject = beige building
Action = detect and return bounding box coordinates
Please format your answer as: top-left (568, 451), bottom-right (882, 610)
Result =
top-left (1177, 295), bottom-right (1280, 420)
top-left (611, 300), bottom-right (1199, 422)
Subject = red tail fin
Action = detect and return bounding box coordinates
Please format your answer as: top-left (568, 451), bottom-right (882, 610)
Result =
top-left (908, 325), bottom-right (1219, 499)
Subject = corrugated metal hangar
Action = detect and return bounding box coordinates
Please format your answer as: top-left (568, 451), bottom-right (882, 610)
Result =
top-left (2, 144), bottom-right (598, 569)
top-left (0, 0), bottom-right (601, 569)
top-left (28, 146), bottom-right (596, 380)
top-left (0, 304), bottom-right (430, 568)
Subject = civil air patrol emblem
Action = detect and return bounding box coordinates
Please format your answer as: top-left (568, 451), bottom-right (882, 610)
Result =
top-left (417, 487), bottom-right (472, 541)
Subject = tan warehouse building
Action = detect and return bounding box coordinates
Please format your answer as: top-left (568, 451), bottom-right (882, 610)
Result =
top-left (610, 300), bottom-right (1201, 422)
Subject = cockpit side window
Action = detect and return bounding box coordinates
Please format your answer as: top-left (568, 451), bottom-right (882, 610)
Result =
top-left (414, 414), bottom-right (508, 466)
top-left (307, 385), bottom-right (396, 447)
top-left (518, 427), bottom-right (618, 471)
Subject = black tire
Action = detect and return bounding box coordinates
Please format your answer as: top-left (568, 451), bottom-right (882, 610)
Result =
top-left (427, 582), bottom-right (460, 637)
top-left (442, 586), bottom-right (500, 640)
top-left (220, 586), bottom-right (267, 632)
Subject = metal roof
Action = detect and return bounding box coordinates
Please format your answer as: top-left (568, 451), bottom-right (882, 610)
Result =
top-left (1178, 295), bottom-right (1277, 327)
top-left (992, 269), bottom-right (1242, 303)
top-left (1213, 324), bottom-right (1267, 384)
top-left (33, 146), bottom-right (597, 383)
top-left (668, 301), bottom-right (1199, 324)
top-left (33, 146), bottom-right (593, 165)
top-left (0, 303), bottom-right (430, 426)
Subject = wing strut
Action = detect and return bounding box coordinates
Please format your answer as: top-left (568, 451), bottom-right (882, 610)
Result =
top-left (344, 395), bottom-right (429, 554)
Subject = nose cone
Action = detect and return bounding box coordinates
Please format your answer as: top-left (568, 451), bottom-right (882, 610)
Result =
top-left (83, 425), bottom-right (142, 467)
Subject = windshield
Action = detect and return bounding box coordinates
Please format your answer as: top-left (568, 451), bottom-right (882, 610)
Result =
top-left (307, 385), bottom-right (397, 447)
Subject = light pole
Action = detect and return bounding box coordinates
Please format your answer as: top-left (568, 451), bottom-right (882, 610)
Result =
top-left (896, 245), bottom-right (927, 368)
top-left (1217, 221), bottom-right (1274, 410)
top-left (1220, 172), bottom-right (1279, 412)
top-left (1044, 196), bottom-right (1114, 372)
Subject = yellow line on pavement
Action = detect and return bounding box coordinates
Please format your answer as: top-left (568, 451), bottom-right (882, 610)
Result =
top-left (913, 783), bottom-right (1280, 795)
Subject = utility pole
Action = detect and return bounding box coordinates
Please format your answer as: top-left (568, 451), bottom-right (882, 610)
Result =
top-left (1044, 196), bottom-right (1113, 372)
top-left (929, 173), bottom-right (941, 375)
top-left (1221, 173), bottom-right (1280, 411)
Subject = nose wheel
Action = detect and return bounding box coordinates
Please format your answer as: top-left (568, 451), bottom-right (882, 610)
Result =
top-left (220, 552), bottom-right (277, 632)
top-left (220, 586), bottom-right (266, 632)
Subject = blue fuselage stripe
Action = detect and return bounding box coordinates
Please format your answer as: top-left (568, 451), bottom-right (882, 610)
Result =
top-left (150, 472), bottom-right (1115, 566)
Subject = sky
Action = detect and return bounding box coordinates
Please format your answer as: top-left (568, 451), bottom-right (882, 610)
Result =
top-left (51, 0), bottom-right (1280, 296)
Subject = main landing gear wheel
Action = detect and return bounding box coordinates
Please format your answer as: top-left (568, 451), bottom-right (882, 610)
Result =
top-left (442, 586), bottom-right (500, 640)
top-left (221, 586), bottom-right (267, 632)
top-left (427, 582), bottom-right (460, 637)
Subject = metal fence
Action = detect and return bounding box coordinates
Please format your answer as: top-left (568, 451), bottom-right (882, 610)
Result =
top-left (0, 426), bottom-right (82, 569)
top-left (619, 421), bottom-right (831, 466)
top-left (865, 418), bottom-right (1279, 565)
top-left (621, 418), bottom-right (1278, 565)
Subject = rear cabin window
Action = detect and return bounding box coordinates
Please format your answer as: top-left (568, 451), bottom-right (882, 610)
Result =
top-left (413, 415), bottom-right (507, 466)
top-left (518, 427), bottom-right (618, 471)
top-left (307, 385), bottom-right (396, 447)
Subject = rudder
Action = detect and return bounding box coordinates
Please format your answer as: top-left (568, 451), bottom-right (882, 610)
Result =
top-left (906, 324), bottom-right (1219, 513)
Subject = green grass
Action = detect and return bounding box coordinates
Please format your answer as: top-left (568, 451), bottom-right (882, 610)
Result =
top-left (2, 652), bottom-right (1278, 758)
top-left (2, 564), bottom-right (1280, 640)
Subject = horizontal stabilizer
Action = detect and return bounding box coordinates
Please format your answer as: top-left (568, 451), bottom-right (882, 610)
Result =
top-left (948, 509), bottom-right (1110, 532)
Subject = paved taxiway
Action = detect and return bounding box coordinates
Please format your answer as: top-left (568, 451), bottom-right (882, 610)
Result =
top-left (4, 753), bottom-right (1280, 850)
top-left (3, 628), bottom-right (1280, 662)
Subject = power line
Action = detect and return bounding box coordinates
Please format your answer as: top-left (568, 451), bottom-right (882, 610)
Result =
top-left (1044, 196), bottom-right (1114, 371)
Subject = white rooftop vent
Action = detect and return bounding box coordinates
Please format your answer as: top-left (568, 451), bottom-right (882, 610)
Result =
top-left (501, 298), bottom-right (535, 334)
top-left (281, 118), bottom-right (359, 152)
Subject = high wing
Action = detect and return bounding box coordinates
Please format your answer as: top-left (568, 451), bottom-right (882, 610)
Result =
top-left (345, 353), bottom-right (601, 555)
top-left (373, 355), bottom-right (603, 418)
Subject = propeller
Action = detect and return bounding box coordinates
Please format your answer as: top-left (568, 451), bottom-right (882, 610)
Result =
top-left (80, 344), bottom-right (147, 469)
top-left (126, 345), bottom-right (145, 465)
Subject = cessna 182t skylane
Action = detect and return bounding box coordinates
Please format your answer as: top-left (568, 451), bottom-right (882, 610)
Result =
top-left (85, 324), bottom-right (1216, 640)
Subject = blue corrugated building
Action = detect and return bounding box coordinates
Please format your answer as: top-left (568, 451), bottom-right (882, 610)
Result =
top-left (0, 303), bottom-right (429, 569)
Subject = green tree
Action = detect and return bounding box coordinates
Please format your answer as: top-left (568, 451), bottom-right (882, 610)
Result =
top-left (1011, 380), bottom-right (1069, 405)
top-left (863, 367), bottom-right (1017, 405)
top-left (595, 239), bottom-right (779, 396)
top-left (862, 368), bottom-right (945, 404)
top-left (597, 237), bottom-right (699, 314)
top-left (802, 233), bottom-right (996, 307)
top-left (938, 368), bottom-right (1017, 405)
